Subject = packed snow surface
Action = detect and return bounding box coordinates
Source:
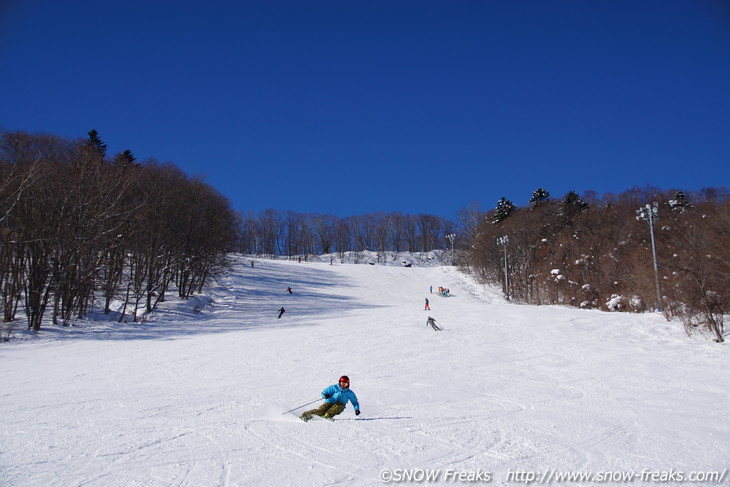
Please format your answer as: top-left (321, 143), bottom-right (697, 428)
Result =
top-left (2, 255), bottom-right (728, 486)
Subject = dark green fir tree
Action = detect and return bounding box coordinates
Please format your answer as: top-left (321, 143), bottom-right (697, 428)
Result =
top-left (87, 129), bottom-right (107, 157)
top-left (113, 149), bottom-right (137, 167)
top-left (561, 190), bottom-right (588, 223)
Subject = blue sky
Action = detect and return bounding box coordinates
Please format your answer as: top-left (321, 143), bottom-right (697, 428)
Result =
top-left (2, 1), bottom-right (729, 219)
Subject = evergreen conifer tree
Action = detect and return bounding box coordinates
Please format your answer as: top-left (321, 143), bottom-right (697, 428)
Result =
top-left (87, 129), bottom-right (107, 157)
top-left (561, 190), bottom-right (588, 223)
top-left (113, 149), bottom-right (137, 167)
top-left (529, 187), bottom-right (550, 207)
top-left (493, 197), bottom-right (517, 224)
top-left (670, 191), bottom-right (692, 212)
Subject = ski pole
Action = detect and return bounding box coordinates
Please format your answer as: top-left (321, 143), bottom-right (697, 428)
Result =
top-left (281, 398), bottom-right (321, 415)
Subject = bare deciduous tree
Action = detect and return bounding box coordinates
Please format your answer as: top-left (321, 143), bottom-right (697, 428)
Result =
top-left (465, 186), bottom-right (729, 342)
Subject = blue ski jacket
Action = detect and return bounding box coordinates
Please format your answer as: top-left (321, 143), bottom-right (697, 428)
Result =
top-left (321, 384), bottom-right (360, 412)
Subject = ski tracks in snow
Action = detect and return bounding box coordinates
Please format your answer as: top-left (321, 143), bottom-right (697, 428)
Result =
top-left (243, 417), bottom-right (386, 485)
top-left (3, 257), bottom-right (729, 486)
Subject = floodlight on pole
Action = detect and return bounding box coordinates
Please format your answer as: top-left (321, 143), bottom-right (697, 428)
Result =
top-left (496, 235), bottom-right (510, 300)
top-left (446, 233), bottom-right (456, 266)
top-left (636, 202), bottom-right (662, 311)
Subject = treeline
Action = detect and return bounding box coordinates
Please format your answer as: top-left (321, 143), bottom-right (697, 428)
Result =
top-left (4, 130), bottom-right (727, 345)
top-left (0, 130), bottom-right (238, 336)
top-left (236, 210), bottom-right (457, 259)
top-left (464, 187), bottom-right (729, 342)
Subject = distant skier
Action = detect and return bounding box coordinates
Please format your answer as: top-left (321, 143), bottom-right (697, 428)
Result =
top-left (427, 316), bottom-right (441, 331)
top-left (300, 375), bottom-right (361, 421)
top-left (287, 287), bottom-right (293, 294)
top-left (424, 298), bottom-right (430, 310)
top-left (429, 285), bottom-right (433, 294)
top-left (277, 307), bottom-right (286, 319)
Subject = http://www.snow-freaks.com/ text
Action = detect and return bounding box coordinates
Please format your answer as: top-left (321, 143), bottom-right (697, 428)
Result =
top-left (378, 467), bottom-right (727, 484)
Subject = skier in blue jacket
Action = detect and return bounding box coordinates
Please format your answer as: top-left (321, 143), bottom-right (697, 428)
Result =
top-left (300, 375), bottom-right (361, 421)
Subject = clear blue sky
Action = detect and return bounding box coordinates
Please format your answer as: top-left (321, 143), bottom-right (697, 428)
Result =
top-left (2, 1), bottom-right (729, 219)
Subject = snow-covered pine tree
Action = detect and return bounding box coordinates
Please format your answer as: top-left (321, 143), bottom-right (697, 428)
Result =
top-left (529, 187), bottom-right (550, 208)
top-left (493, 197), bottom-right (517, 224)
top-left (669, 191), bottom-right (692, 213)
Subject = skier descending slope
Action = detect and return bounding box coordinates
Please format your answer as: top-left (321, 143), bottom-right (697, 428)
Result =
top-left (300, 375), bottom-right (361, 421)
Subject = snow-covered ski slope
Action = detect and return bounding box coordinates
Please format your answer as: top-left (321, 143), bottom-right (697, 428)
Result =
top-left (2, 256), bottom-right (728, 486)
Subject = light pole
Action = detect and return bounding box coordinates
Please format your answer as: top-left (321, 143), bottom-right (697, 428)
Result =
top-left (446, 233), bottom-right (456, 265)
top-left (496, 235), bottom-right (509, 300)
top-left (636, 202), bottom-right (662, 311)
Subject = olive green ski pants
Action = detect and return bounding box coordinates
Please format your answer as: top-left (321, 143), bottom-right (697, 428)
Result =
top-left (301, 401), bottom-right (345, 419)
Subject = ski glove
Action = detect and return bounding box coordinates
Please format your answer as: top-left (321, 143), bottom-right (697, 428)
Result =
top-left (323, 393), bottom-right (332, 399)
top-left (355, 410), bottom-right (361, 416)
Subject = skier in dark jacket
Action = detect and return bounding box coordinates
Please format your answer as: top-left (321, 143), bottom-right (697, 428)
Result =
top-left (427, 316), bottom-right (441, 331)
top-left (300, 375), bottom-right (361, 421)
top-left (277, 307), bottom-right (285, 319)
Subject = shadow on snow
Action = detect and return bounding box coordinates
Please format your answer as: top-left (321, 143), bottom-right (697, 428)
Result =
top-left (23, 258), bottom-right (386, 342)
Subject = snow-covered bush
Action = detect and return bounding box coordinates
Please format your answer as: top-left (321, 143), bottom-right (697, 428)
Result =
top-left (605, 294), bottom-right (627, 311)
top-left (629, 295), bottom-right (647, 312)
top-left (578, 284), bottom-right (599, 309)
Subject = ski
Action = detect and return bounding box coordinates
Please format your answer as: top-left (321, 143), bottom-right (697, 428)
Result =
top-left (299, 413), bottom-right (334, 422)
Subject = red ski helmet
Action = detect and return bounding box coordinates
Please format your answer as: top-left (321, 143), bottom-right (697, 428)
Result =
top-left (339, 375), bottom-right (350, 385)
